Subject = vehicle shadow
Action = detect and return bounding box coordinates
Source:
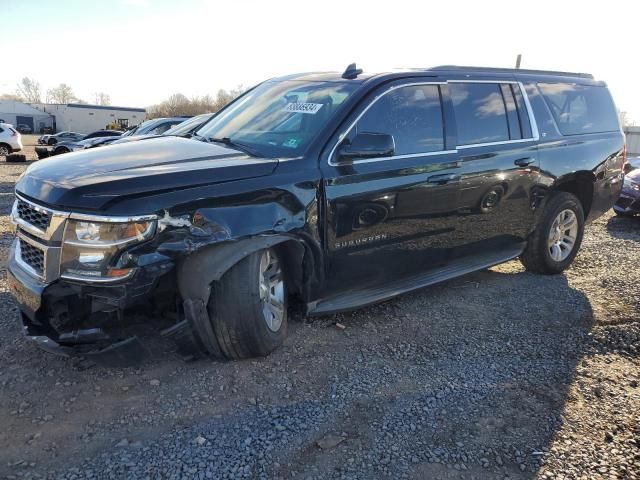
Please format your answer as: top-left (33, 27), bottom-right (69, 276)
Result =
top-left (606, 213), bottom-right (640, 241)
top-left (0, 264), bottom-right (616, 479)
top-left (277, 267), bottom-right (600, 479)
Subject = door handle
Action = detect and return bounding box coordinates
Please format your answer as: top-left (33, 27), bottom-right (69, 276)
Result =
top-left (427, 173), bottom-right (461, 184)
top-left (514, 158), bottom-right (535, 167)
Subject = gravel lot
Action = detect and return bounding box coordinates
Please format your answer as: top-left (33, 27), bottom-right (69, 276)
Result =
top-left (0, 160), bottom-right (639, 480)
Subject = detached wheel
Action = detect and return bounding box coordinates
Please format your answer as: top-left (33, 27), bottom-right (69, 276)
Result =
top-left (209, 248), bottom-right (287, 359)
top-left (520, 192), bottom-right (584, 274)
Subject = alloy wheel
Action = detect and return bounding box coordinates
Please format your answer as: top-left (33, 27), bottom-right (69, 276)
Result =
top-left (258, 250), bottom-right (285, 332)
top-left (548, 209), bottom-right (578, 262)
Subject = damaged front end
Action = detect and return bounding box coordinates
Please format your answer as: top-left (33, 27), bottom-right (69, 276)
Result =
top-left (7, 195), bottom-right (180, 366)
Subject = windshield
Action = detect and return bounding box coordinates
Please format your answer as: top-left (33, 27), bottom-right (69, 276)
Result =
top-left (196, 80), bottom-right (359, 158)
top-left (165, 114), bottom-right (214, 136)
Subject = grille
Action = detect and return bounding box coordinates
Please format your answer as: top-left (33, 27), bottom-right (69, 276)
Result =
top-left (20, 240), bottom-right (45, 276)
top-left (17, 199), bottom-right (51, 232)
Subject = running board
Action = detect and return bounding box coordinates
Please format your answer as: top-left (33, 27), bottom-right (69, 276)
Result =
top-left (308, 245), bottom-right (524, 316)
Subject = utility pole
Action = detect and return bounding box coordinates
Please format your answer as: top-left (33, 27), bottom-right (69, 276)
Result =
top-left (515, 54), bottom-right (522, 69)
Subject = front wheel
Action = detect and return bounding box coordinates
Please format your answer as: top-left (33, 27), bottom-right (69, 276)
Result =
top-left (208, 248), bottom-right (287, 359)
top-left (520, 192), bottom-right (584, 274)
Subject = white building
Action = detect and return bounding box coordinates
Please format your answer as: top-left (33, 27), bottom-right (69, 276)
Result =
top-left (31, 103), bottom-right (146, 133)
top-left (0, 100), bottom-right (54, 133)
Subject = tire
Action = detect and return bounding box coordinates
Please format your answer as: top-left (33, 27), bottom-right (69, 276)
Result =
top-left (5, 154), bottom-right (26, 163)
top-left (0, 144), bottom-right (9, 156)
top-left (208, 248), bottom-right (287, 359)
top-left (54, 147), bottom-right (69, 155)
top-left (520, 192), bottom-right (584, 274)
top-left (48, 138), bottom-right (57, 146)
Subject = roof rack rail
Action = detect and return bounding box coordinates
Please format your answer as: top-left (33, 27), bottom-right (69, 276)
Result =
top-left (427, 65), bottom-right (594, 80)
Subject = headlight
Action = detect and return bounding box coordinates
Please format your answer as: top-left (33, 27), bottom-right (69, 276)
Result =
top-left (61, 219), bottom-right (155, 280)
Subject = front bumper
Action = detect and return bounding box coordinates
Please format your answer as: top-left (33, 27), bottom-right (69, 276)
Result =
top-left (614, 190), bottom-right (640, 214)
top-left (7, 239), bottom-right (173, 366)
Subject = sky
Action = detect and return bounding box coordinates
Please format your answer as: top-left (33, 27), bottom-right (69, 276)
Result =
top-left (1, 0), bottom-right (638, 123)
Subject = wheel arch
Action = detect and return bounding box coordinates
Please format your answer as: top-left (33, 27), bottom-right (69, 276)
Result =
top-left (176, 235), bottom-right (319, 305)
top-left (550, 171), bottom-right (595, 218)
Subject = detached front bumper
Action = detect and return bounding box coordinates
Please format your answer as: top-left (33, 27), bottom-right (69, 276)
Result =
top-left (7, 239), bottom-right (171, 366)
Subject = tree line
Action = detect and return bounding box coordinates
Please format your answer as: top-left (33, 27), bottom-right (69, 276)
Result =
top-left (145, 87), bottom-right (245, 118)
top-left (0, 77), bottom-right (244, 119)
top-left (0, 77), bottom-right (111, 106)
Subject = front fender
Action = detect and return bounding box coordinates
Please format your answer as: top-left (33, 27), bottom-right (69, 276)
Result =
top-left (176, 235), bottom-right (300, 304)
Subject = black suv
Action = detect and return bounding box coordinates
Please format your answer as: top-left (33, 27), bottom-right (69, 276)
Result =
top-left (8, 65), bottom-right (625, 363)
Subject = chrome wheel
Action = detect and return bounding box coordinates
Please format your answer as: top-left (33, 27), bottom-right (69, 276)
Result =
top-left (258, 250), bottom-right (285, 332)
top-left (548, 209), bottom-right (578, 262)
top-left (0, 145), bottom-right (8, 156)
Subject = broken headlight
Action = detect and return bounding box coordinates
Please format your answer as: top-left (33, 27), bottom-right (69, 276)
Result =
top-left (60, 219), bottom-right (156, 281)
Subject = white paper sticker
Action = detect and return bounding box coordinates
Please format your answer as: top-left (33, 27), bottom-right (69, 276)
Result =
top-left (283, 102), bottom-right (324, 114)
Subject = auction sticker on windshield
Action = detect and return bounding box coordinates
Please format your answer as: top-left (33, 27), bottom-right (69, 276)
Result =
top-left (283, 103), bottom-right (324, 114)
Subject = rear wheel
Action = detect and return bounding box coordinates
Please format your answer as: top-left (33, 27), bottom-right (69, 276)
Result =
top-left (0, 144), bottom-right (9, 156)
top-left (48, 138), bottom-right (57, 146)
top-left (520, 192), bottom-right (584, 274)
top-left (208, 248), bottom-right (287, 359)
top-left (54, 146), bottom-right (69, 155)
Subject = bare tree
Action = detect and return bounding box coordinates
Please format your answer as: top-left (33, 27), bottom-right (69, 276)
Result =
top-left (619, 110), bottom-right (635, 128)
top-left (46, 83), bottom-right (77, 104)
top-left (94, 92), bottom-right (111, 106)
top-left (16, 77), bottom-right (42, 103)
top-left (146, 87), bottom-right (246, 119)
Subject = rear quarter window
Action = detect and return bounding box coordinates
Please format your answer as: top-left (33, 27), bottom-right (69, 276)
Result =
top-left (537, 83), bottom-right (619, 135)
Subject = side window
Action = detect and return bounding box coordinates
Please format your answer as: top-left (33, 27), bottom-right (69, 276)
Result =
top-left (347, 84), bottom-right (445, 156)
top-left (537, 83), bottom-right (619, 135)
top-left (151, 122), bottom-right (176, 135)
top-left (450, 83), bottom-right (510, 145)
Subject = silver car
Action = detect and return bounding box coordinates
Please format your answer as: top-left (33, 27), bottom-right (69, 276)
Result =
top-left (38, 131), bottom-right (84, 146)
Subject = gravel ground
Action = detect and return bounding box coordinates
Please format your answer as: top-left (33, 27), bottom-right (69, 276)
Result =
top-left (0, 162), bottom-right (639, 480)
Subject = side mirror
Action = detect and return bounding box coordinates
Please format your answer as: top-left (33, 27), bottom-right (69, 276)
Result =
top-left (337, 132), bottom-right (394, 161)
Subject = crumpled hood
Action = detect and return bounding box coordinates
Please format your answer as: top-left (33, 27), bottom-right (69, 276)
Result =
top-left (16, 136), bottom-right (278, 210)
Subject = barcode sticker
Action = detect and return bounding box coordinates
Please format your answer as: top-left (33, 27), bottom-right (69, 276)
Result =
top-left (283, 103), bottom-right (324, 114)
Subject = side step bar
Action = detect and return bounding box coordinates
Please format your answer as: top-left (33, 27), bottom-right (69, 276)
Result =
top-left (308, 245), bottom-right (524, 316)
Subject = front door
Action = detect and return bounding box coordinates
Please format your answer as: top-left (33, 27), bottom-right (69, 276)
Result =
top-left (320, 81), bottom-right (461, 296)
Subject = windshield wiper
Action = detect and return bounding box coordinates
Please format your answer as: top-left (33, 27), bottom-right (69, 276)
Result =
top-left (208, 137), bottom-right (260, 157)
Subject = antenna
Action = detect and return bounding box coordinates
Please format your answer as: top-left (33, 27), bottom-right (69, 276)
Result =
top-left (515, 54), bottom-right (522, 69)
top-left (342, 63), bottom-right (363, 79)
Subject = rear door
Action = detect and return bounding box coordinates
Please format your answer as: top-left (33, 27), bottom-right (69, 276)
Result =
top-left (320, 80), bottom-right (462, 296)
top-left (447, 80), bottom-right (540, 258)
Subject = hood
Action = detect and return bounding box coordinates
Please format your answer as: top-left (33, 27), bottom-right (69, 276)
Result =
top-left (17, 136), bottom-right (278, 210)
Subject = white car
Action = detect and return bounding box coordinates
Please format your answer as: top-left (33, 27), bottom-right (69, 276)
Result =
top-left (0, 123), bottom-right (23, 156)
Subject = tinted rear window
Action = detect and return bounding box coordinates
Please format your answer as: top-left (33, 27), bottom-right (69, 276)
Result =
top-left (537, 83), bottom-right (619, 135)
top-left (450, 83), bottom-right (510, 145)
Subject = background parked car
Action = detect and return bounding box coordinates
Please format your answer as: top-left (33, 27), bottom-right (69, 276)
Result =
top-left (38, 131), bottom-right (84, 146)
top-left (614, 168), bottom-right (640, 216)
top-left (121, 117), bottom-right (191, 138)
top-left (0, 123), bottom-right (23, 156)
top-left (110, 113), bottom-right (214, 145)
top-left (83, 129), bottom-right (122, 140)
top-left (16, 124), bottom-right (32, 134)
top-left (51, 135), bottom-right (122, 155)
